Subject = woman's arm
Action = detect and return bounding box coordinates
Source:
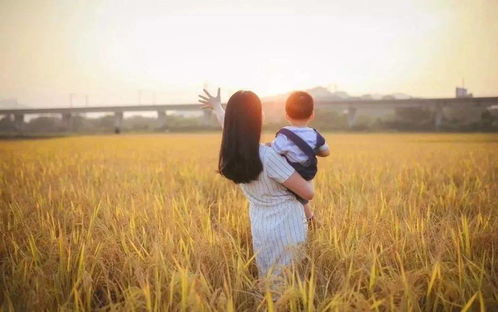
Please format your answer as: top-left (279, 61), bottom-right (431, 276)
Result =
top-left (282, 172), bottom-right (314, 201)
top-left (266, 148), bottom-right (314, 200)
top-left (198, 88), bottom-right (224, 128)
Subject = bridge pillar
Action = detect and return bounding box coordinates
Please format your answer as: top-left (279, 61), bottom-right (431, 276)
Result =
top-left (14, 113), bottom-right (24, 133)
top-left (434, 104), bottom-right (444, 130)
top-left (156, 110), bottom-right (167, 130)
top-left (114, 111), bottom-right (123, 134)
top-left (202, 109), bottom-right (212, 126)
top-left (1, 114), bottom-right (13, 123)
top-left (61, 113), bottom-right (72, 131)
top-left (347, 107), bottom-right (357, 129)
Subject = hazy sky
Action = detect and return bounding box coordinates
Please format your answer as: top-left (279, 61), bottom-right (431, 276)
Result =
top-left (1, 0), bottom-right (497, 107)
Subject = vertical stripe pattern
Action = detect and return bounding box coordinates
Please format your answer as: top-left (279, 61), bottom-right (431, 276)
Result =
top-left (239, 145), bottom-right (308, 278)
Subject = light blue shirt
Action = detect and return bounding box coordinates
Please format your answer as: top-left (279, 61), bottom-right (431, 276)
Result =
top-left (272, 126), bottom-right (329, 164)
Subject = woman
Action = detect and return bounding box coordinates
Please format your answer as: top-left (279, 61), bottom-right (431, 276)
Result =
top-left (198, 88), bottom-right (314, 280)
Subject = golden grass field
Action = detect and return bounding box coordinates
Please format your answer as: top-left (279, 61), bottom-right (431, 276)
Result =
top-left (0, 133), bottom-right (497, 311)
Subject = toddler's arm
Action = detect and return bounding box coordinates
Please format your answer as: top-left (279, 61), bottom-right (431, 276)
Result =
top-left (271, 133), bottom-right (290, 155)
top-left (314, 130), bottom-right (330, 157)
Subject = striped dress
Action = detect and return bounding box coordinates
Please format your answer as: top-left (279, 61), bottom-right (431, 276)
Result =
top-left (239, 144), bottom-right (308, 277)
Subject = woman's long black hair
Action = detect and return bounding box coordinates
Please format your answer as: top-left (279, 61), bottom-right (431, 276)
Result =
top-left (218, 90), bottom-right (263, 184)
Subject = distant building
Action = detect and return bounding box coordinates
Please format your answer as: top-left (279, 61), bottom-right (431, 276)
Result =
top-left (455, 87), bottom-right (473, 98)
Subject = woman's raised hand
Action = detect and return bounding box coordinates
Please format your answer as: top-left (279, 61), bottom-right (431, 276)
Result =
top-left (198, 88), bottom-right (221, 110)
top-left (198, 88), bottom-right (225, 128)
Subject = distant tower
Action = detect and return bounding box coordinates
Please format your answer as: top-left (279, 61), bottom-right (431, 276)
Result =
top-left (455, 87), bottom-right (467, 98)
top-left (455, 79), bottom-right (473, 98)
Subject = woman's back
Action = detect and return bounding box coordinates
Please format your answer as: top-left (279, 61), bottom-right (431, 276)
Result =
top-left (239, 145), bottom-right (307, 277)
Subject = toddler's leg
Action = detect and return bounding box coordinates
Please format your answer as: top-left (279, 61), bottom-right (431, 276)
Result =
top-left (303, 202), bottom-right (313, 220)
top-left (304, 202), bottom-right (320, 229)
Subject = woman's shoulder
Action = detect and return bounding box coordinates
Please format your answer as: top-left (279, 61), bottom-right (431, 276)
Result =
top-left (258, 144), bottom-right (278, 162)
top-left (259, 144), bottom-right (295, 183)
top-left (259, 143), bottom-right (292, 165)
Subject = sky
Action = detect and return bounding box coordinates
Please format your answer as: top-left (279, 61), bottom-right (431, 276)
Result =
top-left (1, 0), bottom-right (497, 107)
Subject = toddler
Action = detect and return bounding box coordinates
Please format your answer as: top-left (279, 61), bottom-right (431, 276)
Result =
top-left (271, 91), bottom-right (330, 224)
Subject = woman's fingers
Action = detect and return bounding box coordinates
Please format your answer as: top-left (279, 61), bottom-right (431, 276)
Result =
top-left (203, 89), bottom-right (213, 98)
top-left (198, 88), bottom-right (220, 109)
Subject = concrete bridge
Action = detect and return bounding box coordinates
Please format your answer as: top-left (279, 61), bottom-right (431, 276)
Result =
top-left (0, 103), bottom-right (208, 133)
top-left (1, 96), bottom-right (497, 132)
top-left (314, 96), bottom-right (498, 129)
